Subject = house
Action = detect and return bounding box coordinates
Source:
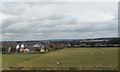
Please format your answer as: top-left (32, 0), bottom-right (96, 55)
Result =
top-left (31, 44), bottom-right (46, 53)
top-left (32, 44), bottom-right (41, 52)
top-left (20, 44), bottom-right (25, 53)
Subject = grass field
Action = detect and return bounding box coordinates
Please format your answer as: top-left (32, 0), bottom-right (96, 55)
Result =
top-left (0, 54), bottom-right (2, 71)
top-left (2, 47), bottom-right (118, 70)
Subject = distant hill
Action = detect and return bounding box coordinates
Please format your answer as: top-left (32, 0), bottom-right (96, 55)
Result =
top-left (1, 37), bottom-right (119, 42)
top-left (94, 37), bottom-right (119, 40)
top-left (49, 37), bottom-right (119, 41)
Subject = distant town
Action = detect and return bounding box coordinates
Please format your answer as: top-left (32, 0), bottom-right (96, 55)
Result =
top-left (1, 37), bottom-right (120, 54)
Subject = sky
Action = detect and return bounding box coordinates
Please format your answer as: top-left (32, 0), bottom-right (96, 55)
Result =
top-left (0, 1), bottom-right (118, 41)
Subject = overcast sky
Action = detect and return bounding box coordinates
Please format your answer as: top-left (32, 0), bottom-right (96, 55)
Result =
top-left (0, 2), bottom-right (118, 41)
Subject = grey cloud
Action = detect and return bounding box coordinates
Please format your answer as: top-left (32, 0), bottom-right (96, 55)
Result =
top-left (2, 13), bottom-right (118, 40)
top-left (1, 2), bottom-right (118, 41)
top-left (46, 14), bottom-right (64, 20)
top-left (2, 16), bottom-right (25, 28)
top-left (2, 14), bottom-right (80, 33)
top-left (1, 2), bottom-right (26, 15)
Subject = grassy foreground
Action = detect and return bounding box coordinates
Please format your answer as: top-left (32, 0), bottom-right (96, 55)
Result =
top-left (0, 54), bottom-right (2, 71)
top-left (2, 47), bottom-right (118, 70)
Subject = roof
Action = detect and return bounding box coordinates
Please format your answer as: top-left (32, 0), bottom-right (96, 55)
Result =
top-left (21, 44), bottom-right (24, 48)
top-left (16, 45), bottom-right (19, 48)
top-left (33, 44), bottom-right (41, 47)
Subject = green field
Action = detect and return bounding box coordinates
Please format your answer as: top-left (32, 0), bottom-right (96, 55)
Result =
top-left (2, 47), bottom-right (118, 70)
top-left (0, 54), bottom-right (2, 71)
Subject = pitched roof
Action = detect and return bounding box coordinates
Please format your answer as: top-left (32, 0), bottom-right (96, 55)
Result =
top-left (33, 44), bottom-right (40, 47)
top-left (21, 44), bottom-right (24, 48)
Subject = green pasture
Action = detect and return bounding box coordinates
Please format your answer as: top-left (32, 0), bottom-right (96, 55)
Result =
top-left (0, 54), bottom-right (2, 71)
top-left (2, 47), bottom-right (118, 70)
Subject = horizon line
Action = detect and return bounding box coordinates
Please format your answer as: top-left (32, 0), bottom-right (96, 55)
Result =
top-left (1, 36), bottom-right (119, 42)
